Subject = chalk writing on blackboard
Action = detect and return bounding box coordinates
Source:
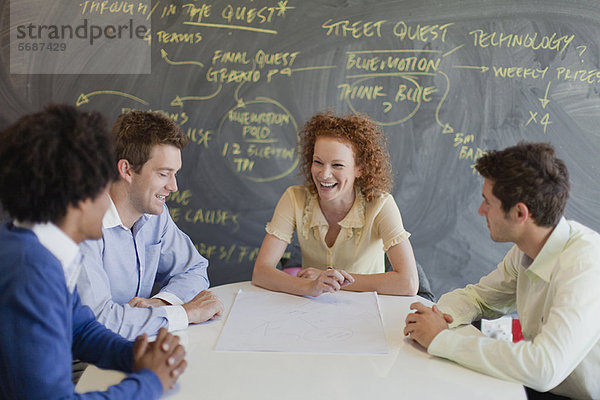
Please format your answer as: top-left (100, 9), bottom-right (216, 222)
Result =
top-left (6, 0), bottom-right (600, 295)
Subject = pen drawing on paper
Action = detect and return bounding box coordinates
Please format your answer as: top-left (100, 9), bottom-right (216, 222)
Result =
top-left (215, 290), bottom-right (387, 354)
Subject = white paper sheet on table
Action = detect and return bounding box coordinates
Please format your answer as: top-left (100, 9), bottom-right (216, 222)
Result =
top-left (215, 289), bottom-right (388, 354)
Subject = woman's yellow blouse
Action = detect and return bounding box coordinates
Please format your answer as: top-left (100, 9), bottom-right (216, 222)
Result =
top-left (266, 185), bottom-right (410, 274)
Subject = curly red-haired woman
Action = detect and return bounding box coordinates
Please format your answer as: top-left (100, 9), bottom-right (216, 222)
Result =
top-left (252, 111), bottom-right (418, 297)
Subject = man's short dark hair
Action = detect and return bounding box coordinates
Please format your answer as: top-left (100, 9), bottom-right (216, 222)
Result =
top-left (0, 104), bottom-right (117, 224)
top-left (111, 111), bottom-right (189, 172)
top-left (475, 141), bottom-right (570, 227)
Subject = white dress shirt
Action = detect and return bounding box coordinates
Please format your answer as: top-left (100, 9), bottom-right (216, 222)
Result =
top-left (429, 218), bottom-right (600, 399)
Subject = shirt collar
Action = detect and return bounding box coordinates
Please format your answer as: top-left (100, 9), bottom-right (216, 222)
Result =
top-left (338, 188), bottom-right (366, 229)
top-left (13, 220), bottom-right (81, 293)
top-left (102, 195), bottom-right (151, 232)
top-left (102, 195), bottom-right (127, 229)
top-left (523, 216), bottom-right (569, 282)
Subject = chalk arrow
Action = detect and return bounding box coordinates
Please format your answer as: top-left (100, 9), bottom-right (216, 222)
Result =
top-left (452, 65), bottom-right (489, 73)
top-left (161, 49), bottom-right (204, 68)
top-left (170, 85), bottom-right (223, 108)
top-left (539, 81), bottom-right (551, 109)
top-left (442, 123), bottom-right (454, 134)
top-left (76, 91), bottom-right (149, 107)
top-left (76, 94), bottom-right (89, 106)
top-left (234, 81), bottom-right (247, 108)
top-left (170, 96), bottom-right (184, 107)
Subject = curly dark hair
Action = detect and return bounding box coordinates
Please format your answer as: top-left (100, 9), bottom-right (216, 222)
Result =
top-left (475, 141), bottom-right (570, 227)
top-left (298, 111), bottom-right (392, 202)
top-left (0, 104), bottom-right (117, 224)
top-left (112, 110), bottom-right (189, 172)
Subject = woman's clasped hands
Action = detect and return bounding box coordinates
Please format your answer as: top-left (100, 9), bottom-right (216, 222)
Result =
top-left (297, 267), bottom-right (355, 297)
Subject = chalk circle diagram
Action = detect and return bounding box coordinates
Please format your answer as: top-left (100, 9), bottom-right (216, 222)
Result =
top-left (344, 74), bottom-right (443, 127)
top-left (217, 97), bottom-right (299, 182)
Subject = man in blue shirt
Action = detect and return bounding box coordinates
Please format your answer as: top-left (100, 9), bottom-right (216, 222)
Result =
top-left (0, 104), bottom-right (187, 399)
top-left (77, 110), bottom-right (223, 339)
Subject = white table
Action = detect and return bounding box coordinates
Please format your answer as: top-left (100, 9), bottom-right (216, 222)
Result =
top-left (77, 282), bottom-right (526, 399)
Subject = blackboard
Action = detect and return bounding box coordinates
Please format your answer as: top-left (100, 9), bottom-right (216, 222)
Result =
top-left (2, 0), bottom-right (600, 297)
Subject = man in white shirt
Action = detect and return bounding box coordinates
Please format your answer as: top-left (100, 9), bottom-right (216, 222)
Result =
top-left (404, 142), bottom-right (600, 400)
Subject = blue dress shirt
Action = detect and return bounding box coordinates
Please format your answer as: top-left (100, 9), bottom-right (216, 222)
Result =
top-left (78, 199), bottom-right (209, 339)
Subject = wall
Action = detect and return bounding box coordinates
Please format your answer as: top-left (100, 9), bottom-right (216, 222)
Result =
top-left (2, 0), bottom-right (600, 296)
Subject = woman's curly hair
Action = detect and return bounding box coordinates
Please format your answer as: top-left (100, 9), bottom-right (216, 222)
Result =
top-left (298, 111), bottom-right (392, 202)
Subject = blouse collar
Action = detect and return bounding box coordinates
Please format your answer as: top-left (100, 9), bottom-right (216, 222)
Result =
top-left (301, 186), bottom-right (366, 243)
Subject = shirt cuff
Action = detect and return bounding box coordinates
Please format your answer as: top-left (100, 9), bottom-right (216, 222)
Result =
top-left (163, 305), bottom-right (189, 332)
top-left (427, 329), bottom-right (454, 357)
top-left (153, 291), bottom-right (184, 306)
